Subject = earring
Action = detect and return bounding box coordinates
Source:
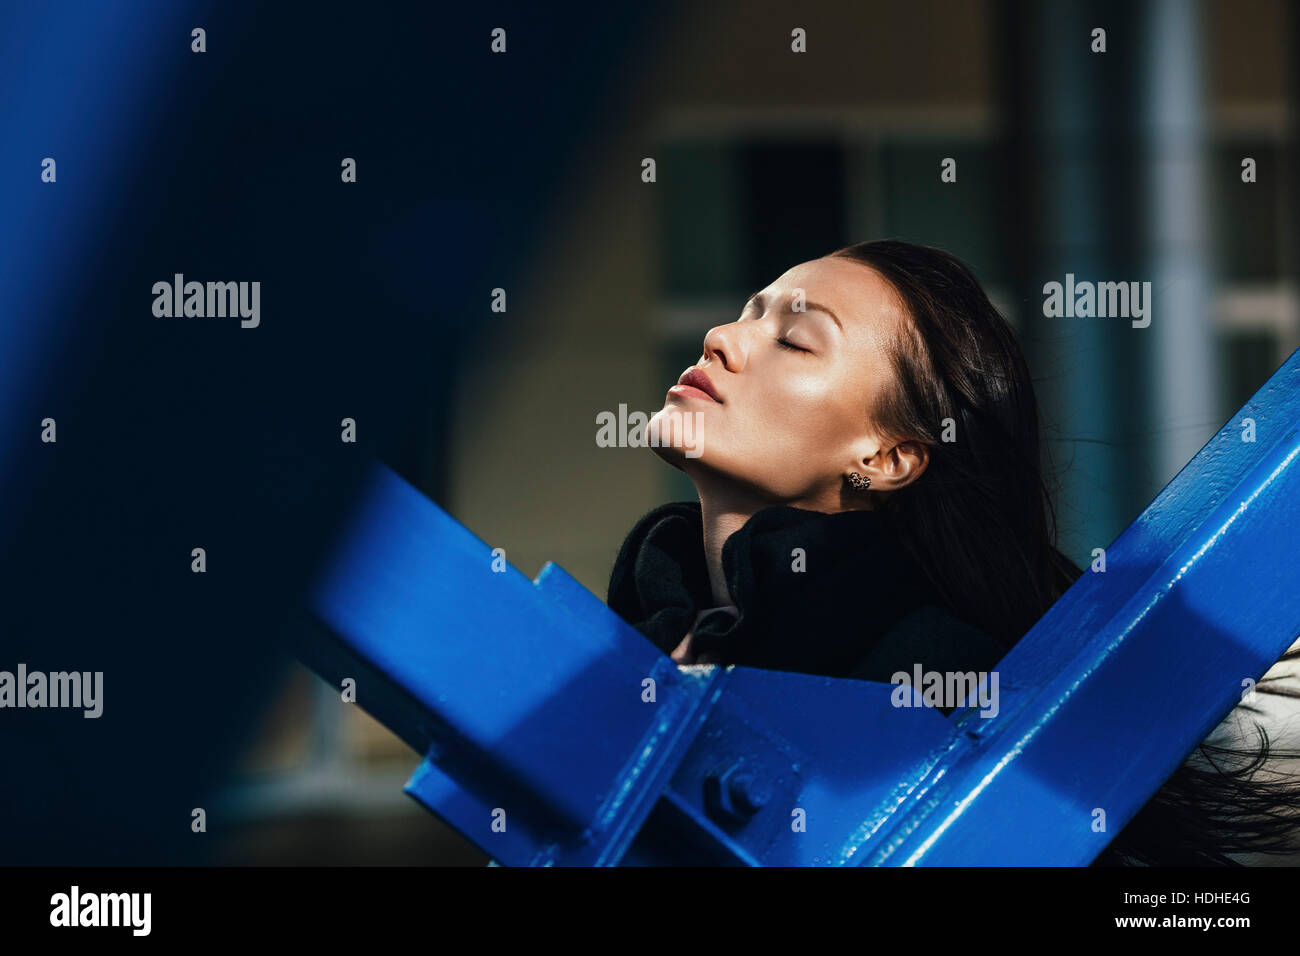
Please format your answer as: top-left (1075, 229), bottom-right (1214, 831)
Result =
top-left (848, 472), bottom-right (871, 491)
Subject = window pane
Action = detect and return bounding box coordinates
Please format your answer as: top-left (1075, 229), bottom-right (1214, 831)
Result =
top-left (737, 140), bottom-right (846, 287)
top-left (878, 141), bottom-right (1003, 286)
top-left (659, 141), bottom-right (744, 297)
top-left (1211, 142), bottom-right (1279, 282)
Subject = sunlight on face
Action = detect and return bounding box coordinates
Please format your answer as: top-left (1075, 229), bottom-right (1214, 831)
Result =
top-left (649, 256), bottom-right (909, 508)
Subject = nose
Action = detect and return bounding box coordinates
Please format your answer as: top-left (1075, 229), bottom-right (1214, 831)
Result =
top-left (701, 321), bottom-right (746, 372)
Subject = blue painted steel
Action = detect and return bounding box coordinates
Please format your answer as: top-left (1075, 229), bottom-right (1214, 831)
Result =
top-left (873, 351), bottom-right (1300, 865)
top-left (301, 348), bottom-right (1300, 865)
top-left (302, 471), bottom-right (712, 865)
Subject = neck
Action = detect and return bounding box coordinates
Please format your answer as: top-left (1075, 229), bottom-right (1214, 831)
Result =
top-left (691, 473), bottom-right (874, 607)
top-left (690, 473), bottom-right (773, 607)
top-left (698, 500), bottom-right (748, 608)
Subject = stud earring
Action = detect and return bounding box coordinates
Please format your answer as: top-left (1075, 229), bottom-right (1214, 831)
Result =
top-left (848, 472), bottom-right (871, 491)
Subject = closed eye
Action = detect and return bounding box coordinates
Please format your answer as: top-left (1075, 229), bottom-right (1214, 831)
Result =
top-left (777, 337), bottom-right (809, 353)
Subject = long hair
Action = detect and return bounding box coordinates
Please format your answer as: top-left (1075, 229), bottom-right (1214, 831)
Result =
top-left (828, 238), bottom-right (1300, 865)
top-left (829, 239), bottom-right (1077, 646)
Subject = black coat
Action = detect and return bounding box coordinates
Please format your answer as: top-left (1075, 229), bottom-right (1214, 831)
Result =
top-left (606, 500), bottom-right (1007, 693)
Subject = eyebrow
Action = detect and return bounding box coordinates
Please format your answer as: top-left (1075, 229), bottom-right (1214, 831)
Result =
top-left (745, 290), bottom-right (843, 331)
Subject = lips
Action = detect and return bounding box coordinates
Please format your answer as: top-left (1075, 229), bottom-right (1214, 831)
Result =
top-left (675, 367), bottom-right (722, 403)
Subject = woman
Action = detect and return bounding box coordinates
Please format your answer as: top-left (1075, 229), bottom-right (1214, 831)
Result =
top-left (606, 239), bottom-right (1300, 866)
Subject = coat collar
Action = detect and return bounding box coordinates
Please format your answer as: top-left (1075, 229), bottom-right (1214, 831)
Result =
top-left (606, 500), bottom-right (936, 678)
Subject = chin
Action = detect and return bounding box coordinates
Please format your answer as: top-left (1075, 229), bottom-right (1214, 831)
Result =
top-left (648, 406), bottom-right (707, 463)
top-left (649, 440), bottom-right (691, 471)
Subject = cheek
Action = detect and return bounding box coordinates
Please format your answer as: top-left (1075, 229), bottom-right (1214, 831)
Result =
top-left (713, 368), bottom-right (864, 490)
top-left (768, 368), bottom-right (860, 443)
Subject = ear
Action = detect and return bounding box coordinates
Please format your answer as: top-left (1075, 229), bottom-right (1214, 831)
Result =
top-left (858, 438), bottom-right (929, 491)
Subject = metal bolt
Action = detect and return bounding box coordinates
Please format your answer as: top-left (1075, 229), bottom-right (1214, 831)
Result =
top-left (705, 761), bottom-right (771, 821)
top-left (727, 771), bottom-right (772, 814)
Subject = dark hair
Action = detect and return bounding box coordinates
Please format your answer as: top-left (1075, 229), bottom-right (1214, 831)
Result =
top-left (829, 239), bottom-right (1076, 646)
top-left (828, 238), bottom-right (1300, 866)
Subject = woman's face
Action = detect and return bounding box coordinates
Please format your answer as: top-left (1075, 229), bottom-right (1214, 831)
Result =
top-left (649, 255), bottom-right (918, 509)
